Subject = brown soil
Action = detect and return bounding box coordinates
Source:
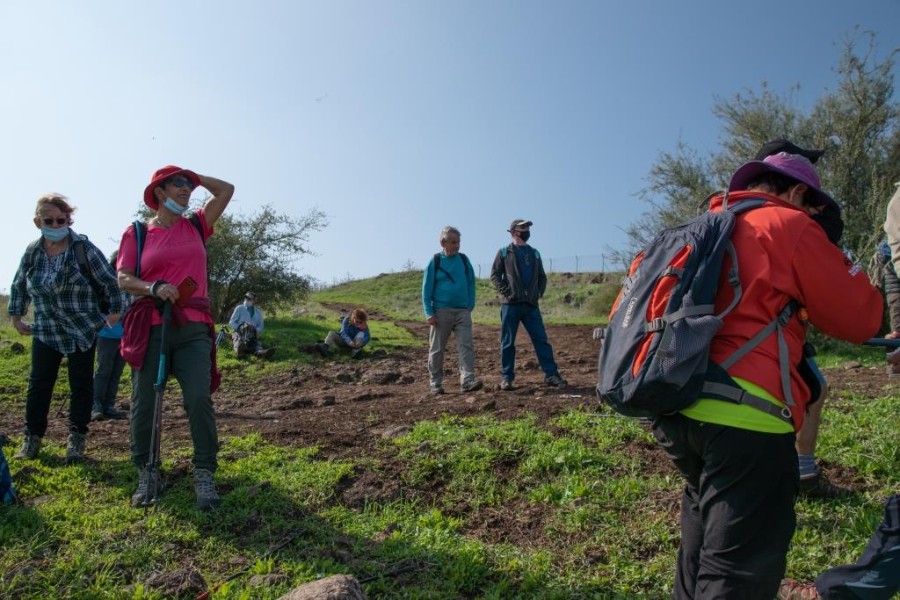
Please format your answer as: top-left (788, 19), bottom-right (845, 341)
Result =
top-left (8, 311), bottom-right (894, 495)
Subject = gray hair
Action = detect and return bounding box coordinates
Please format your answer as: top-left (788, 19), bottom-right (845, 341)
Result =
top-left (440, 226), bottom-right (461, 241)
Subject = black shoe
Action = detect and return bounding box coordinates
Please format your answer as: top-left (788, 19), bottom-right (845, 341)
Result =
top-left (799, 473), bottom-right (853, 499)
top-left (103, 407), bottom-right (126, 420)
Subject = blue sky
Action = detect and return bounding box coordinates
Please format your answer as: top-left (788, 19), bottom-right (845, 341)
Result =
top-left (1, 1), bottom-right (897, 293)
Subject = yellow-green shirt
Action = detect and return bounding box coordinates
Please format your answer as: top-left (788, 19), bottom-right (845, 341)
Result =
top-left (680, 377), bottom-right (794, 434)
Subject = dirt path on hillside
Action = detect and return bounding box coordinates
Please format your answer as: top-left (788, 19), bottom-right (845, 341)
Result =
top-left (4, 309), bottom-right (894, 495)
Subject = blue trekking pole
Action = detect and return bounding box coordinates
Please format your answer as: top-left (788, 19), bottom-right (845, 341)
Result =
top-left (863, 337), bottom-right (900, 349)
top-left (145, 300), bottom-right (172, 508)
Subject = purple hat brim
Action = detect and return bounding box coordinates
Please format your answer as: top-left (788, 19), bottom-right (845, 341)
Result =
top-left (728, 160), bottom-right (838, 212)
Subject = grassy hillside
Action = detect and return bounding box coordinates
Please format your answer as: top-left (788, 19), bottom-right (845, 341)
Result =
top-left (312, 270), bottom-right (621, 325)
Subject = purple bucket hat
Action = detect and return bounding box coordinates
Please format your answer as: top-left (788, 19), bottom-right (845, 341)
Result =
top-left (728, 152), bottom-right (838, 211)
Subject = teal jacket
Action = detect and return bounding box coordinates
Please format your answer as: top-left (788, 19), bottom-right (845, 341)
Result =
top-left (422, 252), bottom-right (476, 318)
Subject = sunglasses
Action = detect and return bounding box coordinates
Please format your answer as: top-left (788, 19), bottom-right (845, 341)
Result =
top-left (165, 176), bottom-right (196, 190)
top-left (42, 217), bottom-right (68, 226)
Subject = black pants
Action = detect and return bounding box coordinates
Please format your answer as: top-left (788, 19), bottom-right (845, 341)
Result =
top-left (25, 337), bottom-right (95, 436)
top-left (652, 414), bottom-right (798, 600)
top-left (816, 494), bottom-right (900, 599)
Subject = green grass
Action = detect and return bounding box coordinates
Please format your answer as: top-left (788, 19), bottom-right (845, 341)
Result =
top-left (1, 278), bottom-right (897, 598)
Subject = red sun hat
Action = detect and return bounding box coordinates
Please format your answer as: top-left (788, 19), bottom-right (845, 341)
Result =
top-left (143, 165), bottom-right (201, 210)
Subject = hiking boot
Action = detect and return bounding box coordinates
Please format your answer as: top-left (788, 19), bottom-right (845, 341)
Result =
top-left (799, 473), bottom-right (852, 499)
top-left (315, 343), bottom-right (331, 358)
top-left (65, 432), bottom-right (86, 464)
top-left (499, 379), bottom-right (514, 391)
top-left (132, 466), bottom-right (154, 507)
top-left (777, 578), bottom-right (821, 600)
top-left (461, 379), bottom-right (484, 392)
top-left (194, 468), bottom-right (221, 511)
top-left (91, 405), bottom-right (105, 421)
top-left (257, 348), bottom-right (276, 359)
top-left (15, 433), bottom-right (41, 460)
top-left (430, 385), bottom-right (445, 396)
top-left (103, 407), bottom-right (126, 420)
top-left (350, 348), bottom-right (364, 359)
top-left (544, 374), bottom-right (567, 388)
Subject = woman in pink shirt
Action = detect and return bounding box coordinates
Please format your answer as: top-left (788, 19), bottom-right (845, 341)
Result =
top-left (117, 165), bottom-right (233, 510)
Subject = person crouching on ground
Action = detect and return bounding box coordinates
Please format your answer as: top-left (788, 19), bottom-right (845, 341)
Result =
top-left (228, 291), bottom-right (275, 359)
top-left (117, 165), bottom-right (233, 510)
top-left (422, 226), bottom-right (483, 395)
top-left (318, 308), bottom-right (370, 358)
top-left (651, 153), bottom-right (881, 599)
top-left (8, 194), bottom-right (123, 463)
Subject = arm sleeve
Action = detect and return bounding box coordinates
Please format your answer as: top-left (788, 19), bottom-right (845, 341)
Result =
top-left (254, 310), bottom-right (265, 333)
top-left (490, 250), bottom-right (510, 297)
top-left (885, 186), bottom-right (900, 278)
top-left (422, 258), bottom-right (435, 318)
top-left (536, 252), bottom-right (547, 298)
top-left (466, 256), bottom-right (476, 310)
top-left (85, 240), bottom-right (124, 314)
top-left (7, 250), bottom-right (32, 316)
top-left (228, 306), bottom-right (242, 329)
top-left (794, 222), bottom-right (883, 343)
top-left (338, 316), bottom-right (354, 345)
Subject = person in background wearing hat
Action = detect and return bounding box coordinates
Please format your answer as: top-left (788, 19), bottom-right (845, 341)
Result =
top-left (317, 308), bottom-right (370, 358)
top-left (117, 165), bottom-right (234, 510)
top-left (228, 292), bottom-right (275, 359)
top-left (650, 153), bottom-right (881, 599)
top-left (755, 139), bottom-right (851, 499)
top-left (92, 250), bottom-right (129, 421)
top-left (421, 226), bottom-right (484, 395)
top-left (8, 194), bottom-right (123, 463)
top-left (490, 219), bottom-right (566, 390)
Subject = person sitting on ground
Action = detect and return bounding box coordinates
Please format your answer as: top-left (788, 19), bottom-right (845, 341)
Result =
top-left (885, 182), bottom-right (900, 365)
top-left (317, 309), bottom-right (370, 358)
top-left (92, 250), bottom-right (129, 421)
top-left (9, 194), bottom-right (123, 464)
top-left (228, 291), bottom-right (275, 359)
top-left (422, 226), bottom-right (483, 395)
top-left (873, 240), bottom-right (900, 340)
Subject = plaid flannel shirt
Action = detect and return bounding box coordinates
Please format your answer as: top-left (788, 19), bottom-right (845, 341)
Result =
top-left (8, 233), bottom-right (123, 354)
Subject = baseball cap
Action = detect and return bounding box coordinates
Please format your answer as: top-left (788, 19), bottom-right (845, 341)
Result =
top-left (754, 139), bottom-right (824, 164)
top-left (509, 219), bottom-right (532, 232)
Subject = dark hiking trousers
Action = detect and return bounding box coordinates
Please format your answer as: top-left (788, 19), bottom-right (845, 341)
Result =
top-left (25, 337), bottom-right (95, 436)
top-left (652, 413), bottom-right (798, 600)
top-left (816, 494), bottom-right (900, 599)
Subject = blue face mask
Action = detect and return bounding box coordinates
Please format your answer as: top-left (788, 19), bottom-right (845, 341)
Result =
top-left (163, 197), bottom-right (188, 215)
top-left (41, 226), bottom-right (69, 242)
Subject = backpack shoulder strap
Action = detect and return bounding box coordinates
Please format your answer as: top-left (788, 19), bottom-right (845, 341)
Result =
top-left (133, 220), bottom-right (147, 279)
top-left (188, 212), bottom-right (206, 245)
top-left (500, 245), bottom-right (508, 259)
top-left (433, 253), bottom-right (441, 274)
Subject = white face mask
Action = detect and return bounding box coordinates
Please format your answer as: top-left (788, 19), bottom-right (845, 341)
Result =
top-left (163, 197), bottom-right (188, 215)
top-left (244, 300), bottom-right (254, 308)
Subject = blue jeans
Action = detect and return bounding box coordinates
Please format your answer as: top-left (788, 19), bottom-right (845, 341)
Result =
top-left (499, 303), bottom-right (559, 382)
top-left (25, 337), bottom-right (95, 436)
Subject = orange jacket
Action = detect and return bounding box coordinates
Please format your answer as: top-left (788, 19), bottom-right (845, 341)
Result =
top-left (708, 191), bottom-right (882, 430)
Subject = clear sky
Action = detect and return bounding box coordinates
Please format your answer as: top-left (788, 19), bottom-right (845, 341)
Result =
top-left (2, 1), bottom-right (897, 293)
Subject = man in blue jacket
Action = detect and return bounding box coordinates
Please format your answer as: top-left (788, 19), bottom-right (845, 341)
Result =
top-left (422, 226), bottom-right (483, 395)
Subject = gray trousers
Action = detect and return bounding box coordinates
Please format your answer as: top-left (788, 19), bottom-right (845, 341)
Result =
top-left (428, 308), bottom-right (476, 387)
